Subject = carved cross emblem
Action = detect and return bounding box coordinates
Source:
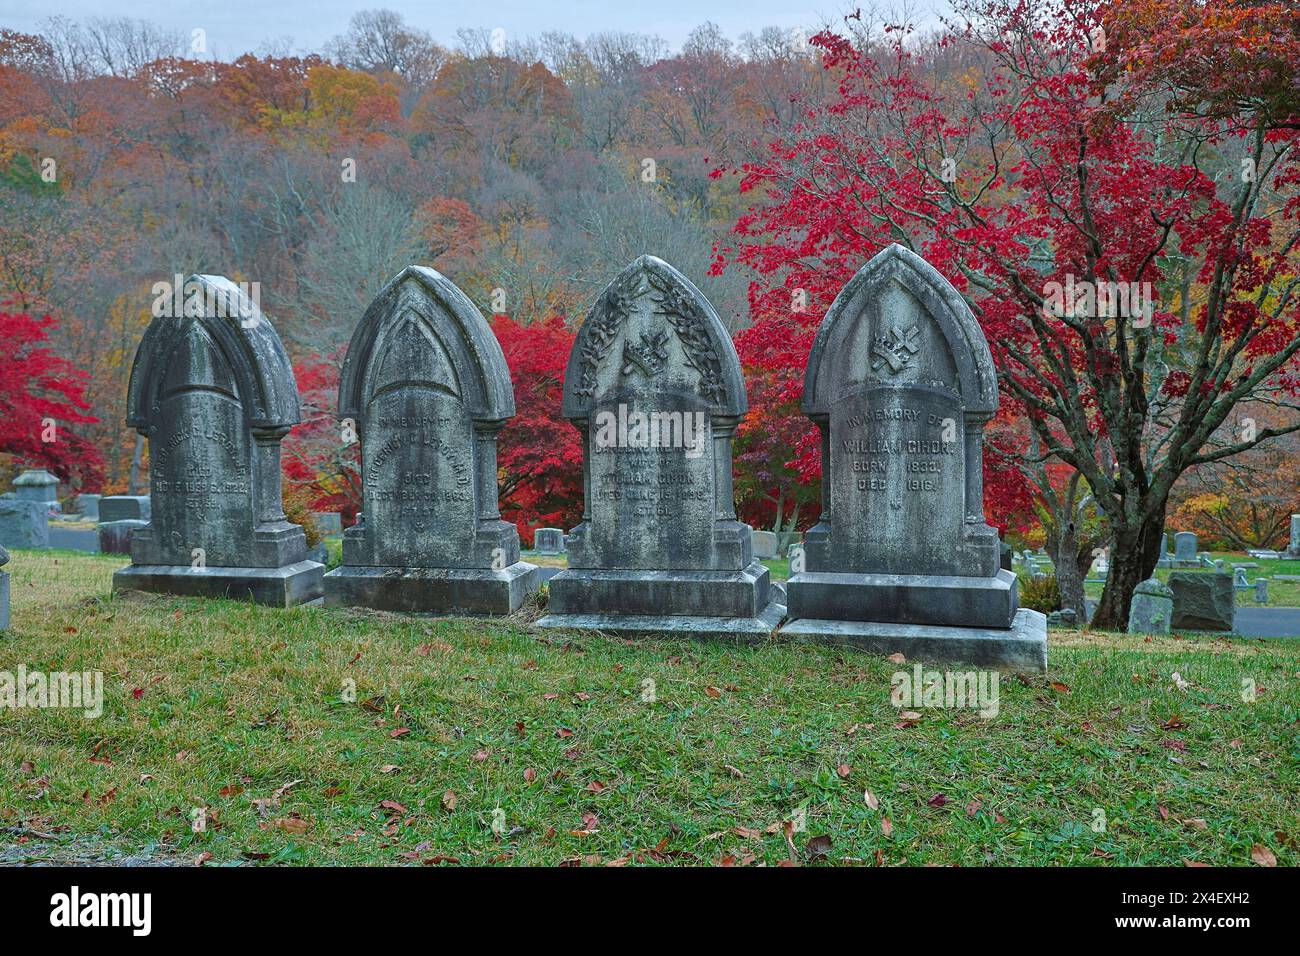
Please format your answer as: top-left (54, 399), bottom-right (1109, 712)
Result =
top-left (621, 330), bottom-right (671, 378)
top-left (870, 325), bottom-right (920, 375)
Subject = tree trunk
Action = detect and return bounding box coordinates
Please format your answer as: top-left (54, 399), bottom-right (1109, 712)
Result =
top-left (1091, 513), bottom-right (1167, 629)
top-left (1046, 521), bottom-right (1087, 620)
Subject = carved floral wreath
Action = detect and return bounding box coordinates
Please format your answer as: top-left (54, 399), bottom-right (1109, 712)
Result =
top-left (575, 266), bottom-right (727, 404)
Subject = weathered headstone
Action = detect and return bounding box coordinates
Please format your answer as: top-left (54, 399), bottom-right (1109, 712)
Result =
top-left (752, 530), bottom-right (778, 560)
top-left (98, 519), bottom-right (146, 554)
top-left (324, 267), bottom-right (538, 614)
top-left (0, 500), bottom-right (49, 549)
top-left (76, 493), bottom-right (101, 521)
top-left (1168, 571), bottom-right (1235, 631)
top-left (1287, 514), bottom-right (1300, 557)
top-left (112, 275), bottom-right (323, 606)
top-left (99, 496), bottom-right (151, 522)
top-left (534, 528), bottom-right (565, 555)
top-left (1255, 577), bottom-right (1269, 604)
top-left (14, 469), bottom-right (59, 511)
top-left (312, 512), bottom-right (342, 535)
top-left (0, 544), bottom-right (9, 630)
top-left (1156, 531), bottom-right (1174, 568)
top-left (536, 256), bottom-right (783, 636)
top-left (1173, 531), bottom-right (1198, 566)
top-left (1127, 577), bottom-right (1173, 634)
top-left (780, 245), bottom-right (1047, 672)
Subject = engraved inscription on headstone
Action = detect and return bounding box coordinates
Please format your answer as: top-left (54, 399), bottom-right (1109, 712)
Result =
top-left (324, 267), bottom-right (538, 614)
top-left (781, 245), bottom-right (1046, 672)
top-left (536, 255), bottom-right (783, 636)
top-left (112, 275), bottom-right (323, 606)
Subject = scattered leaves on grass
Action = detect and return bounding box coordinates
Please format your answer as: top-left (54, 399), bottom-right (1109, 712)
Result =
top-left (1251, 844), bottom-right (1278, 867)
top-left (441, 790), bottom-right (457, 812)
top-left (805, 834), bottom-right (833, 862)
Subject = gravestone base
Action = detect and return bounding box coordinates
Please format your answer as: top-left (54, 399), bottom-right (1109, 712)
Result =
top-left (537, 562), bottom-right (785, 639)
top-left (324, 562), bottom-right (538, 615)
top-left (780, 608), bottom-right (1048, 674)
top-left (785, 569), bottom-right (1018, 629)
top-left (113, 560), bottom-right (324, 608)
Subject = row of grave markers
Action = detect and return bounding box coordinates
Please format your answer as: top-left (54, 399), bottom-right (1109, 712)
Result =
top-left (109, 246), bottom-right (1047, 672)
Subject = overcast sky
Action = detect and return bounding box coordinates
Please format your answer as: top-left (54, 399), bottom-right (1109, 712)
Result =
top-left (0, 1), bottom-right (945, 59)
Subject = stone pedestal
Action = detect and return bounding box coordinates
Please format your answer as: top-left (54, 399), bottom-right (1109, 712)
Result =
top-left (545, 563), bottom-right (784, 639)
top-left (14, 469), bottom-right (59, 511)
top-left (777, 245), bottom-right (1044, 672)
top-left (114, 561), bottom-right (323, 608)
top-left (534, 256), bottom-right (783, 638)
top-left (783, 609), bottom-right (1047, 672)
top-left (1127, 577), bottom-right (1173, 634)
top-left (322, 267), bottom-right (538, 615)
top-left (111, 275), bottom-right (323, 607)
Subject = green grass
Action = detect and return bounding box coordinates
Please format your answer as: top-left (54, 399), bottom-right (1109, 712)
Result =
top-left (2, 549), bottom-right (1297, 866)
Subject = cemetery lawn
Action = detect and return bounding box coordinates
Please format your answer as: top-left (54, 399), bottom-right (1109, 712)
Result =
top-left (2, 550), bottom-right (1297, 867)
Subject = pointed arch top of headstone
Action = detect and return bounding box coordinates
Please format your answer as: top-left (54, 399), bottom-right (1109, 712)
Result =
top-left (126, 274), bottom-right (300, 430)
top-left (338, 266), bottom-right (515, 422)
top-left (802, 244), bottom-right (998, 417)
top-left (562, 255), bottom-right (747, 419)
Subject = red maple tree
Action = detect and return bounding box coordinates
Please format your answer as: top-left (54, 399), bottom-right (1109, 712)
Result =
top-left (714, 0), bottom-right (1300, 625)
top-left (0, 308), bottom-right (104, 491)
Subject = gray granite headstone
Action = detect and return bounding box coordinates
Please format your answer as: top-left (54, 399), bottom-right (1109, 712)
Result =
top-left (76, 493), bottom-right (101, 521)
top-left (324, 267), bottom-right (538, 614)
top-left (312, 512), bottom-right (342, 534)
top-left (1287, 514), bottom-right (1300, 557)
top-left (0, 499), bottom-right (49, 548)
top-left (1173, 531), bottom-right (1198, 565)
top-left (1127, 577), bottom-right (1173, 634)
top-left (534, 528), bottom-right (565, 555)
top-left (779, 245), bottom-right (1046, 672)
top-left (99, 496), bottom-right (150, 522)
top-left (14, 469), bottom-right (59, 510)
top-left (1255, 577), bottom-right (1268, 604)
top-left (0, 544), bottom-right (9, 630)
top-left (98, 519), bottom-right (146, 554)
top-left (752, 530), bottom-right (778, 559)
top-left (1168, 571), bottom-right (1235, 631)
top-left (536, 255), bottom-right (783, 637)
top-left (112, 274), bottom-right (323, 606)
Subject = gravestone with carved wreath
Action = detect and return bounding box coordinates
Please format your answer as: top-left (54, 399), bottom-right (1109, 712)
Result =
top-left (536, 255), bottom-right (783, 637)
top-left (781, 245), bottom-right (1046, 672)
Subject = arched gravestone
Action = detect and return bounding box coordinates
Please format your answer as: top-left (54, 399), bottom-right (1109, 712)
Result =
top-left (781, 245), bottom-right (1046, 672)
top-left (112, 275), bottom-right (324, 606)
top-left (324, 267), bottom-right (539, 614)
top-left (535, 256), bottom-right (784, 636)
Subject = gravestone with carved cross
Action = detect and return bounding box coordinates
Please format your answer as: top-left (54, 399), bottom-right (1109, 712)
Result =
top-left (536, 255), bottom-right (784, 637)
top-left (112, 275), bottom-right (323, 606)
top-left (781, 245), bottom-right (1046, 673)
top-left (324, 266), bottom-right (538, 614)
